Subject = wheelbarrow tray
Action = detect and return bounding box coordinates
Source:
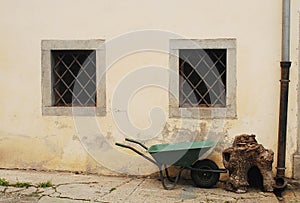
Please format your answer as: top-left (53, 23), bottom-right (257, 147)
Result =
top-left (147, 140), bottom-right (216, 167)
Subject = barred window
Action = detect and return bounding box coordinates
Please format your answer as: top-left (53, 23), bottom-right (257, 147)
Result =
top-left (169, 39), bottom-right (236, 119)
top-left (52, 50), bottom-right (96, 107)
top-left (179, 49), bottom-right (226, 108)
top-left (42, 39), bottom-right (106, 116)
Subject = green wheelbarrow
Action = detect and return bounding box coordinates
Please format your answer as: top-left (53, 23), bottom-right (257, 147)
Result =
top-left (115, 138), bottom-right (227, 190)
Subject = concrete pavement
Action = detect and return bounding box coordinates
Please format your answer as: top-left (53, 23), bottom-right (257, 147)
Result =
top-left (0, 169), bottom-right (296, 202)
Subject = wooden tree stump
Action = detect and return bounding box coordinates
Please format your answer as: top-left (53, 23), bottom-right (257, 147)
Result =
top-left (222, 134), bottom-right (275, 193)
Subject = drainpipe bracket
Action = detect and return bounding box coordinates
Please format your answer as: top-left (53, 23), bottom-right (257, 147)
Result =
top-left (280, 79), bottom-right (290, 83)
top-left (280, 61), bottom-right (292, 68)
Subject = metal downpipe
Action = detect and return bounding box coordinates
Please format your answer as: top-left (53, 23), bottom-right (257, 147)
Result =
top-left (275, 0), bottom-right (291, 189)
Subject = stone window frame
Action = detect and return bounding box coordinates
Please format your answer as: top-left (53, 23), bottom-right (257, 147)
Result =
top-left (41, 39), bottom-right (106, 116)
top-left (169, 39), bottom-right (237, 119)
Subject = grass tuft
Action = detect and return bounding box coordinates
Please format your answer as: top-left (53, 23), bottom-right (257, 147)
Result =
top-left (14, 182), bottom-right (31, 188)
top-left (37, 181), bottom-right (53, 188)
top-left (0, 178), bottom-right (9, 186)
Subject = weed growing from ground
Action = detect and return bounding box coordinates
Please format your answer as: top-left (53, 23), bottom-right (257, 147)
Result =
top-left (14, 182), bottom-right (31, 188)
top-left (37, 181), bottom-right (53, 188)
top-left (0, 178), bottom-right (9, 186)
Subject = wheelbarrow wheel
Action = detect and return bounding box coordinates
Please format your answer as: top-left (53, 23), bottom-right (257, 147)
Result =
top-left (191, 159), bottom-right (220, 188)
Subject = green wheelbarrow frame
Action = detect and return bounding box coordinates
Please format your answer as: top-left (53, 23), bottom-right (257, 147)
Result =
top-left (115, 138), bottom-right (227, 190)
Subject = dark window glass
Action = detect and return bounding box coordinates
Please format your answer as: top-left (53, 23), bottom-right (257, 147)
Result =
top-left (52, 50), bottom-right (96, 106)
top-left (179, 49), bottom-right (226, 107)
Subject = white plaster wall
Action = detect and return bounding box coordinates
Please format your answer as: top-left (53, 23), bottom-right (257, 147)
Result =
top-left (0, 0), bottom-right (299, 177)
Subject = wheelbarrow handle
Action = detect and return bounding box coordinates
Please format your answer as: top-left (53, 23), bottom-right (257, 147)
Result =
top-left (125, 138), bottom-right (148, 150)
top-left (115, 142), bottom-right (157, 165)
top-left (115, 143), bottom-right (129, 148)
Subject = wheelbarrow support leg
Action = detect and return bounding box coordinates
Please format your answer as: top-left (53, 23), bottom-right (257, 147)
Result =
top-left (159, 165), bottom-right (184, 190)
top-left (164, 165), bottom-right (175, 182)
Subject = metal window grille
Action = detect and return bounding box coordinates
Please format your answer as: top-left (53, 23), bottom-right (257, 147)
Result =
top-left (179, 49), bottom-right (226, 108)
top-left (51, 50), bottom-right (96, 107)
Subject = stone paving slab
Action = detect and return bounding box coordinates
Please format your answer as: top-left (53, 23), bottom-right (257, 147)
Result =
top-left (39, 196), bottom-right (89, 203)
top-left (0, 169), bottom-right (296, 202)
top-left (281, 182), bottom-right (300, 203)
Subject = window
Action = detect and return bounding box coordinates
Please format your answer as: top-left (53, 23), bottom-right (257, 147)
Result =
top-left (42, 40), bottom-right (106, 116)
top-left (169, 39), bottom-right (236, 119)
